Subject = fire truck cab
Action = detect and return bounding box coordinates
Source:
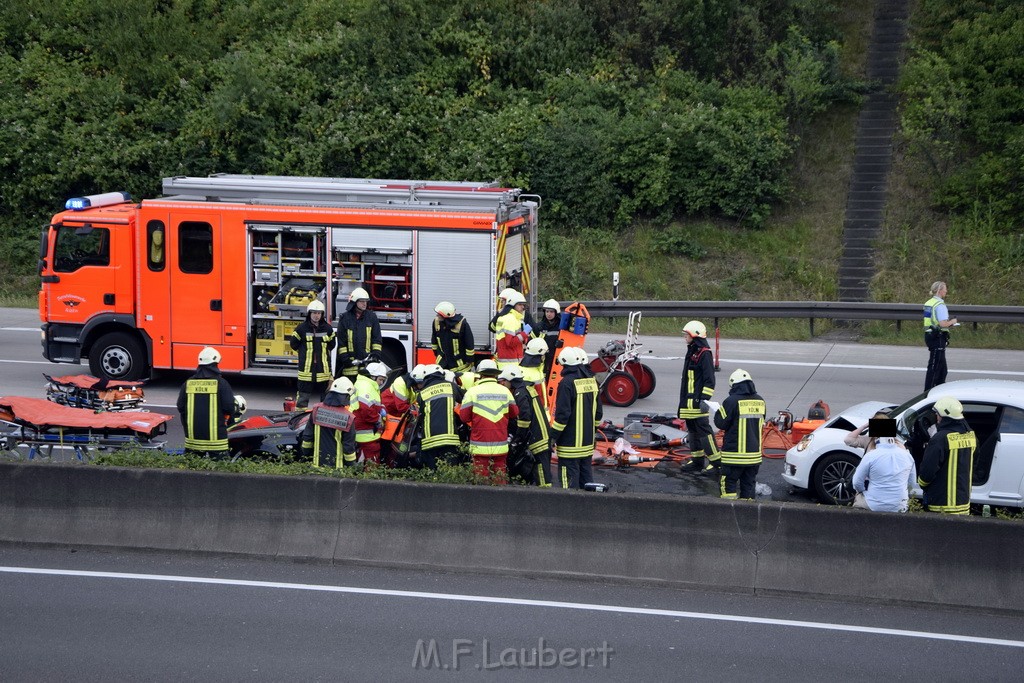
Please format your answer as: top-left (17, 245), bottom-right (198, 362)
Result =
top-left (39, 175), bottom-right (539, 380)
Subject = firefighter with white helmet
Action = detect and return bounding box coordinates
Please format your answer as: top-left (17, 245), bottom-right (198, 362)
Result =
top-left (714, 368), bottom-right (766, 499)
top-left (352, 361), bottom-right (391, 465)
top-left (289, 298), bottom-right (336, 408)
top-left (176, 346), bottom-right (238, 457)
top-left (300, 376), bottom-right (357, 468)
top-left (537, 298), bottom-right (562, 377)
top-left (431, 300), bottom-right (476, 373)
top-left (678, 320), bottom-right (720, 475)
top-left (491, 289), bottom-right (532, 369)
top-left (919, 396), bottom-right (976, 514)
top-left (415, 363), bottom-right (463, 469)
top-left (336, 286), bottom-right (382, 380)
top-left (520, 336), bottom-right (551, 410)
top-left (459, 358), bottom-right (518, 481)
top-left (550, 345), bottom-right (602, 489)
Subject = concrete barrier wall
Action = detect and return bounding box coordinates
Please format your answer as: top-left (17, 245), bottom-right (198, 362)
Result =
top-left (2, 462), bottom-right (1022, 613)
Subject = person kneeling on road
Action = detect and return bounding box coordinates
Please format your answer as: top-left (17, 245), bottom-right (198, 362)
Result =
top-left (300, 377), bottom-right (357, 469)
top-left (851, 416), bottom-right (917, 512)
top-left (714, 369), bottom-right (765, 500)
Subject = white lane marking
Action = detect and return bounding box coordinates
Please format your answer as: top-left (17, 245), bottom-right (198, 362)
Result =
top-left (1, 566), bottom-right (1021, 649)
top-left (0, 327), bottom-right (41, 332)
top-left (0, 359), bottom-right (69, 366)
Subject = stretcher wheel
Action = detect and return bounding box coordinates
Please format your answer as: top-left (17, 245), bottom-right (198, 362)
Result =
top-left (625, 361), bottom-right (656, 399)
top-left (600, 370), bottom-right (639, 407)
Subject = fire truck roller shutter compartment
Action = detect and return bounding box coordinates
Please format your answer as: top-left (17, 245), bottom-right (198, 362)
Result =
top-left (415, 231), bottom-right (494, 349)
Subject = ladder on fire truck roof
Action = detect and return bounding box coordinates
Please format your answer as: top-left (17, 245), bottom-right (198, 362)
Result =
top-left (160, 174), bottom-right (531, 213)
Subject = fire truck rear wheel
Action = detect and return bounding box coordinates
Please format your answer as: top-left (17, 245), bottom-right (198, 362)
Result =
top-left (89, 332), bottom-right (146, 381)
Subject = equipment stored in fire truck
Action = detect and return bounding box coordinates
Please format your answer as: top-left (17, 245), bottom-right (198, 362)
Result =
top-left (39, 175), bottom-right (539, 380)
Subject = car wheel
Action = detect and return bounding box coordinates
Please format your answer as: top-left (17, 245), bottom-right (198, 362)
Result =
top-left (88, 331), bottom-right (147, 381)
top-left (812, 451), bottom-right (860, 505)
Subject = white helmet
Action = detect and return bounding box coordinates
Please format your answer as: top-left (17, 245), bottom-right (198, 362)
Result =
top-left (234, 395), bottom-right (247, 414)
top-left (330, 377), bottom-right (355, 395)
top-left (557, 346), bottom-right (587, 366)
top-left (443, 369), bottom-right (456, 383)
top-left (497, 365), bottom-right (524, 382)
top-left (504, 290), bottom-right (526, 306)
top-left (410, 364), bottom-right (431, 383)
top-left (306, 299), bottom-right (325, 313)
top-left (434, 301), bottom-right (456, 318)
top-left (198, 347), bottom-right (221, 365)
top-left (476, 358), bottom-right (500, 375)
top-left (365, 361), bottom-right (390, 379)
top-left (683, 320), bottom-right (707, 339)
top-left (349, 287), bottom-right (370, 302)
top-left (729, 369), bottom-right (752, 386)
top-left (934, 396), bottom-right (964, 419)
top-left (542, 299), bottom-right (561, 313)
top-left (498, 287), bottom-right (517, 303)
top-left (525, 337), bottom-right (549, 356)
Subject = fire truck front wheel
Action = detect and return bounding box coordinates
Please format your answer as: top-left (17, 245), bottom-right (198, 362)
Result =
top-left (89, 332), bottom-right (147, 381)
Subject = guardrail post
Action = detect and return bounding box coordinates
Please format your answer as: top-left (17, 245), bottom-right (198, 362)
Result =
top-left (809, 318), bottom-right (815, 337)
top-left (714, 318), bottom-right (721, 370)
top-left (897, 319), bottom-right (902, 332)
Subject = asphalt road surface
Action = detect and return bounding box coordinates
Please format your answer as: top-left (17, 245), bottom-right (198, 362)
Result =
top-left (4, 306), bottom-right (1024, 503)
top-left (2, 546), bottom-right (1022, 681)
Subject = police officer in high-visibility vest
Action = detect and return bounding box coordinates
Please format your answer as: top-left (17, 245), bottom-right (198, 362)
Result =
top-left (714, 369), bottom-right (766, 500)
top-left (336, 287), bottom-right (383, 379)
top-left (415, 364), bottom-right (463, 469)
top-left (290, 299), bottom-right (336, 408)
top-left (300, 377), bottom-right (357, 469)
top-left (550, 346), bottom-right (601, 489)
top-left (678, 320), bottom-right (720, 475)
top-left (923, 281), bottom-right (958, 391)
top-left (352, 361), bottom-right (389, 464)
top-left (176, 346), bottom-right (242, 458)
top-left (459, 359), bottom-right (518, 481)
top-left (918, 396), bottom-right (976, 515)
top-left (431, 301), bottom-right (476, 372)
top-left (498, 364), bottom-right (552, 487)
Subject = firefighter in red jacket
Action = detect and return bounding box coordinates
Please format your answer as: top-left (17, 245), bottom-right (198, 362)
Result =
top-left (492, 290), bottom-right (531, 369)
top-left (459, 359), bottom-right (518, 481)
top-left (678, 320), bottom-right (720, 475)
top-left (300, 377), bottom-right (357, 469)
top-left (352, 361), bottom-right (389, 464)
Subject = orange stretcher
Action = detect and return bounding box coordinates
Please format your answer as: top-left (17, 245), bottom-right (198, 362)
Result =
top-left (0, 396), bottom-right (171, 461)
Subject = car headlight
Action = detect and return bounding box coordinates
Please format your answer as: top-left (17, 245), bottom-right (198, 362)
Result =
top-left (796, 434), bottom-right (813, 452)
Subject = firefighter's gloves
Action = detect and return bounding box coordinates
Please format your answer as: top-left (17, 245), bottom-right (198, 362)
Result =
top-left (234, 395), bottom-right (247, 415)
top-left (367, 352), bottom-right (381, 363)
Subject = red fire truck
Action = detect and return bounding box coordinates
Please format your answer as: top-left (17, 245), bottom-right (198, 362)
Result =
top-left (39, 174), bottom-right (539, 380)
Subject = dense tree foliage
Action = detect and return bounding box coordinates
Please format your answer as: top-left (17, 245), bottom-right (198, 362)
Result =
top-left (0, 0), bottom-right (852, 288)
top-left (900, 0), bottom-right (1023, 232)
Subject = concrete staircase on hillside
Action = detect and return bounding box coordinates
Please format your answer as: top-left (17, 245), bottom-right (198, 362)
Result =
top-left (838, 0), bottom-right (910, 302)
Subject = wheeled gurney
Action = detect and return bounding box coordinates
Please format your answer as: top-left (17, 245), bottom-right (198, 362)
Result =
top-left (0, 396), bottom-right (171, 460)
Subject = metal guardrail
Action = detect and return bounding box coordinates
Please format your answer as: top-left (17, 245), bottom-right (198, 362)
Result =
top-left (579, 300), bottom-right (1024, 334)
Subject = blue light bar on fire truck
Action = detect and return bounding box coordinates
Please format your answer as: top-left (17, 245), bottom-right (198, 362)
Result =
top-left (65, 191), bottom-right (132, 211)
